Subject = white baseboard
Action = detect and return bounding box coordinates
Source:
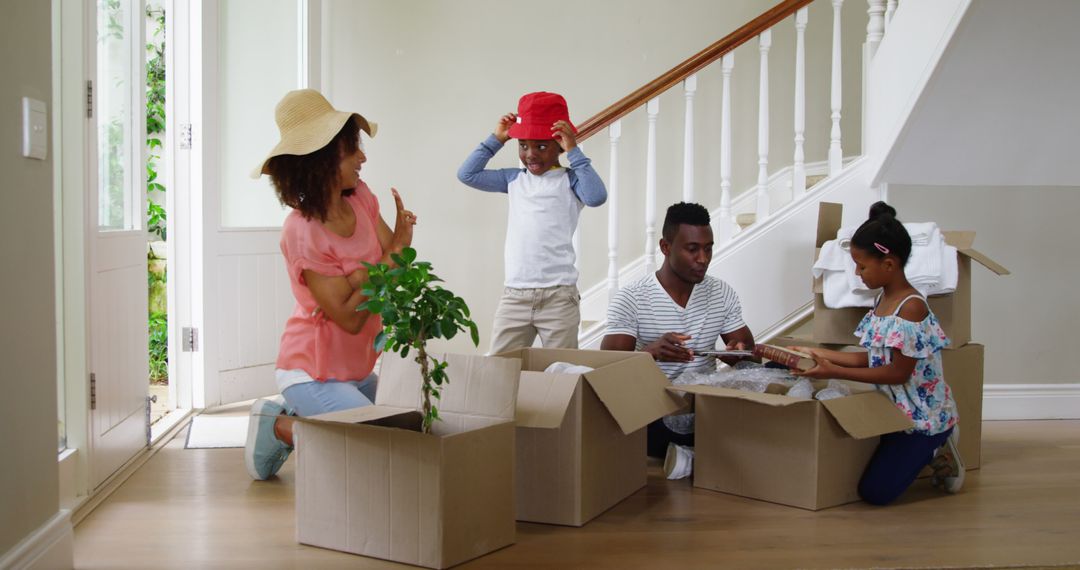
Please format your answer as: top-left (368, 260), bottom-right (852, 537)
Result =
top-left (983, 384), bottom-right (1080, 420)
top-left (0, 510), bottom-right (73, 570)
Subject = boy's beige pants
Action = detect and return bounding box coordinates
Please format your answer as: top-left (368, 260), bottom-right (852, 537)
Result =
top-left (489, 285), bottom-right (580, 355)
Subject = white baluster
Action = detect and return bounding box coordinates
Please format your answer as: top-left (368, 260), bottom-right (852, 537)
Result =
top-left (885, 0), bottom-right (898, 30)
top-left (718, 53), bottom-right (736, 241)
top-left (867, 0), bottom-right (885, 59)
top-left (829, 0), bottom-right (844, 176)
top-left (792, 7), bottom-right (808, 196)
top-left (644, 98), bottom-right (660, 272)
top-left (755, 29), bottom-right (772, 222)
top-left (607, 121), bottom-right (621, 300)
top-left (682, 74), bottom-right (697, 203)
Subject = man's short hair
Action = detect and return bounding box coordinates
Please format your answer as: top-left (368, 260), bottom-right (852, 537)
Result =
top-left (662, 202), bottom-right (711, 241)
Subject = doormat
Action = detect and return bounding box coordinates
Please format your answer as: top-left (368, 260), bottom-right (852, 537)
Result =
top-left (185, 414), bottom-right (249, 449)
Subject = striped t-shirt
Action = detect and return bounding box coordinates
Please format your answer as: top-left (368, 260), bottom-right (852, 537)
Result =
top-left (606, 273), bottom-right (746, 380)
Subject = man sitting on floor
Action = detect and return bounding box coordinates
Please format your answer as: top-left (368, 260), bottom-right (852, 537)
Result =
top-left (601, 202), bottom-right (755, 460)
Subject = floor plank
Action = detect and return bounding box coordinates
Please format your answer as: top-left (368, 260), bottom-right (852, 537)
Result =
top-left (74, 420), bottom-right (1080, 569)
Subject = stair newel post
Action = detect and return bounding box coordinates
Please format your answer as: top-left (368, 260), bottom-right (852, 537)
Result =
top-left (885, 0), bottom-right (898, 30)
top-left (867, 0), bottom-right (885, 59)
top-left (829, 0), bottom-right (845, 176)
top-left (682, 74), bottom-right (697, 203)
top-left (793, 7), bottom-right (809, 196)
top-left (607, 120), bottom-right (621, 300)
top-left (755, 29), bottom-right (772, 222)
top-left (644, 97), bottom-right (660, 272)
top-left (718, 53), bottom-right (736, 241)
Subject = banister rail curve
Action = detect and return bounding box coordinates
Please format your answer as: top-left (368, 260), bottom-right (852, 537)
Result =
top-left (576, 0), bottom-right (815, 143)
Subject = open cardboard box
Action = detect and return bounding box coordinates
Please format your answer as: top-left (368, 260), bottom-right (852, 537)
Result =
top-left (500, 348), bottom-right (685, 526)
top-left (293, 353), bottom-right (521, 569)
top-left (812, 202), bottom-right (1008, 346)
top-left (672, 380), bottom-right (914, 511)
top-left (771, 336), bottom-right (985, 471)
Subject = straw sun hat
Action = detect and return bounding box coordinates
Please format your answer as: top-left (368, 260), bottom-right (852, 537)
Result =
top-left (251, 89), bottom-right (377, 178)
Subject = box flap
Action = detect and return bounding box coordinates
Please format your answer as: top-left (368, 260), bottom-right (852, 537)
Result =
top-left (942, 231), bottom-right (1010, 275)
top-left (819, 392), bottom-right (913, 439)
top-left (582, 353), bottom-right (685, 435)
top-left (377, 352), bottom-right (521, 421)
top-left (816, 202), bottom-right (844, 247)
top-left (668, 384), bottom-right (815, 407)
top-left (297, 404), bottom-right (418, 427)
top-left (498, 347), bottom-right (641, 372)
top-left (962, 248), bottom-right (1009, 275)
top-left (941, 230), bottom-right (975, 250)
top-left (515, 371), bottom-right (580, 429)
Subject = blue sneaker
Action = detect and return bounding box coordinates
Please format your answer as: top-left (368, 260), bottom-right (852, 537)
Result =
top-left (244, 398), bottom-right (292, 480)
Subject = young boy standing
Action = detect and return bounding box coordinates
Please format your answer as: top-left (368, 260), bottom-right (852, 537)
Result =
top-left (457, 92), bottom-right (607, 354)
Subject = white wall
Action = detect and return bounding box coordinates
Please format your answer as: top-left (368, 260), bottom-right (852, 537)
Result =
top-left (890, 185), bottom-right (1078, 386)
top-left (877, 0), bottom-right (1080, 187)
top-left (321, 0), bottom-right (866, 352)
top-left (0, 0), bottom-right (61, 558)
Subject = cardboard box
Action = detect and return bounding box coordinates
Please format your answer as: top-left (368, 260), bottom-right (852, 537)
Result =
top-left (293, 353), bottom-right (521, 569)
top-left (501, 348), bottom-right (685, 526)
top-left (812, 202), bottom-right (1009, 346)
top-left (675, 382), bottom-right (914, 510)
top-left (771, 337), bottom-right (985, 470)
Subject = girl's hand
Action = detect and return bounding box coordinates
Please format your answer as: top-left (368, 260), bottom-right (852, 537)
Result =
top-left (790, 346), bottom-right (827, 360)
top-left (792, 357), bottom-right (839, 380)
top-left (494, 113), bottom-right (516, 143)
top-left (551, 120), bottom-right (577, 152)
top-left (389, 188), bottom-right (416, 253)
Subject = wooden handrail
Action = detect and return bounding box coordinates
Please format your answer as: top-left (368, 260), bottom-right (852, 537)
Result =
top-left (576, 0), bottom-right (815, 142)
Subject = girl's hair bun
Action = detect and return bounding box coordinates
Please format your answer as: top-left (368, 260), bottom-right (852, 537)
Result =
top-left (868, 201), bottom-right (897, 221)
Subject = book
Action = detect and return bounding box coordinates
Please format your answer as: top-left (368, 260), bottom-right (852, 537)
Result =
top-left (751, 344), bottom-right (817, 371)
top-left (698, 349), bottom-right (754, 358)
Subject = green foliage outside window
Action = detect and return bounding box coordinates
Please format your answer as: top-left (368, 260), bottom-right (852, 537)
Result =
top-left (146, 6), bottom-right (168, 383)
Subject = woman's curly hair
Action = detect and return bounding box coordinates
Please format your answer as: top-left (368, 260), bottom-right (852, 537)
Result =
top-left (266, 117), bottom-right (360, 222)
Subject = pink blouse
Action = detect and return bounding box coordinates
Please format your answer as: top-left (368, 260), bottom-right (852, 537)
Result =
top-left (275, 182), bottom-right (383, 381)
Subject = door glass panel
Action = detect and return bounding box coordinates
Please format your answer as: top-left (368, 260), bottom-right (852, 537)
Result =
top-left (218, 0), bottom-right (298, 228)
top-left (97, 0), bottom-right (139, 231)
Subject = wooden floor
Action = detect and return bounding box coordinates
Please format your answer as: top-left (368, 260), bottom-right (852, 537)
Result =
top-left (74, 420), bottom-right (1080, 569)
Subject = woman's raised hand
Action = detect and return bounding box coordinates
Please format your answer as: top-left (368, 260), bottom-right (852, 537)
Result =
top-left (390, 188), bottom-right (416, 253)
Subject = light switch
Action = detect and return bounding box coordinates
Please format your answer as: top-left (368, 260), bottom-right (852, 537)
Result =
top-left (22, 97), bottom-right (47, 161)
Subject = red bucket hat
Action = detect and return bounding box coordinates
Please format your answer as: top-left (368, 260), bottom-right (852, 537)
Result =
top-left (508, 92), bottom-right (577, 140)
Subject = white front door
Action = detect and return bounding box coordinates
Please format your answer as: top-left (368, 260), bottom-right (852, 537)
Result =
top-left (88, 0), bottom-right (150, 488)
top-left (192, 0), bottom-right (315, 406)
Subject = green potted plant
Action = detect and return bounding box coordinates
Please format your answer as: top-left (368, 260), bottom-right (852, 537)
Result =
top-left (358, 247), bottom-right (479, 433)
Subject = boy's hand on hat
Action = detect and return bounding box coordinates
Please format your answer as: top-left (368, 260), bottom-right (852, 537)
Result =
top-left (551, 120), bottom-right (576, 151)
top-left (494, 113), bottom-right (516, 143)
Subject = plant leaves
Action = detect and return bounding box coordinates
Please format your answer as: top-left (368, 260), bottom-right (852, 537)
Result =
top-left (373, 330), bottom-right (388, 352)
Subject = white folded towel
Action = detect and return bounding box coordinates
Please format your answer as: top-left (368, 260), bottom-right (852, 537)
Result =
top-left (904, 222), bottom-right (939, 246)
top-left (836, 222), bottom-right (940, 248)
top-left (814, 236), bottom-right (957, 308)
top-left (823, 270), bottom-right (877, 308)
top-left (812, 240), bottom-right (850, 277)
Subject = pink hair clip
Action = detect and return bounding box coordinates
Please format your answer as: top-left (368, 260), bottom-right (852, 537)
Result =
top-left (874, 242), bottom-right (890, 255)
